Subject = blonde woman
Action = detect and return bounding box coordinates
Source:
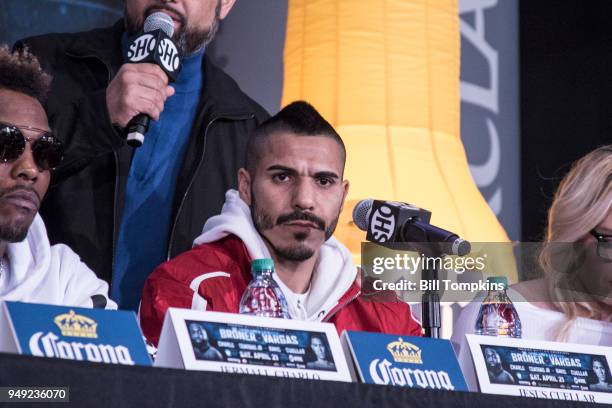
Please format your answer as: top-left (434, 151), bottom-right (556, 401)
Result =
top-left (452, 145), bottom-right (611, 388)
top-left (451, 145), bottom-right (612, 386)
top-left (506, 145), bottom-right (612, 343)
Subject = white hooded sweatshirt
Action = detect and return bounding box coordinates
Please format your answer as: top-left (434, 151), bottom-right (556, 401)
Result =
top-left (193, 190), bottom-right (358, 321)
top-left (0, 214), bottom-right (116, 309)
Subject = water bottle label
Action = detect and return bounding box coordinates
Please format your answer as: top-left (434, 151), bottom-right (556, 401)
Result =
top-left (475, 302), bottom-right (522, 338)
top-left (240, 286), bottom-right (286, 318)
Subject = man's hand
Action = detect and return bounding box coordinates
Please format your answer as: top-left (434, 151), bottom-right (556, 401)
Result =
top-left (106, 63), bottom-right (175, 128)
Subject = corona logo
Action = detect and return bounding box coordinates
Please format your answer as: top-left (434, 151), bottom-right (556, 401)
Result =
top-left (369, 359), bottom-right (454, 390)
top-left (53, 310), bottom-right (98, 338)
top-left (29, 332), bottom-right (135, 365)
top-left (386, 338), bottom-right (422, 364)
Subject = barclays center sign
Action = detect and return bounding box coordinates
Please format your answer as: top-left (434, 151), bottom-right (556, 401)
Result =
top-left (460, 0), bottom-right (520, 238)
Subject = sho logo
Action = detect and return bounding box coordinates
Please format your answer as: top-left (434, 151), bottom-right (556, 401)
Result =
top-left (369, 205), bottom-right (395, 242)
top-left (157, 38), bottom-right (180, 73)
top-left (29, 331), bottom-right (135, 365)
top-left (127, 33), bottom-right (156, 62)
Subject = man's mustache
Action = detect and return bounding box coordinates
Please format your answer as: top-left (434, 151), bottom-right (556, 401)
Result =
top-left (145, 5), bottom-right (187, 28)
top-left (276, 211), bottom-right (325, 230)
top-left (0, 185), bottom-right (41, 202)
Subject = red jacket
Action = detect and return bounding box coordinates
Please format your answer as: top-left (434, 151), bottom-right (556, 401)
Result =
top-left (140, 235), bottom-right (422, 345)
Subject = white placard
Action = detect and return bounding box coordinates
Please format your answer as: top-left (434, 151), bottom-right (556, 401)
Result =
top-left (0, 302), bottom-right (18, 353)
top-left (155, 308), bottom-right (352, 382)
top-left (467, 334), bottom-right (612, 404)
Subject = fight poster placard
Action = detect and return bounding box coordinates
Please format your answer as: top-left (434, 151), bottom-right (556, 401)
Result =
top-left (155, 308), bottom-right (352, 382)
top-left (467, 334), bottom-right (612, 404)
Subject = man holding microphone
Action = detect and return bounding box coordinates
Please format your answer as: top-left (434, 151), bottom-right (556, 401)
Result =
top-left (15, 0), bottom-right (268, 310)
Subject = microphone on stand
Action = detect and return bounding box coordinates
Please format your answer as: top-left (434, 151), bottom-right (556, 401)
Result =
top-left (352, 198), bottom-right (472, 338)
top-left (352, 199), bottom-right (471, 256)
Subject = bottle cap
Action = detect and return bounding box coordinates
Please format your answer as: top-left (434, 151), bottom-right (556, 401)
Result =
top-left (486, 276), bottom-right (508, 289)
top-left (252, 258), bottom-right (275, 272)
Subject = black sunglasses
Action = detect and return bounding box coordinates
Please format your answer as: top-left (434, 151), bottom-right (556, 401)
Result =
top-left (589, 230), bottom-right (612, 262)
top-left (0, 122), bottom-right (64, 171)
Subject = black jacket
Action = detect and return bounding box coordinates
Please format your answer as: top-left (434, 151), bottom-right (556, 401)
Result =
top-left (16, 20), bottom-right (269, 285)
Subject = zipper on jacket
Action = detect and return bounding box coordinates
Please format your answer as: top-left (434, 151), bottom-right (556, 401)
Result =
top-left (166, 113), bottom-right (254, 261)
top-left (82, 53), bottom-right (119, 288)
top-left (66, 52), bottom-right (119, 288)
top-left (322, 290), bottom-right (361, 322)
top-left (110, 150), bottom-right (120, 290)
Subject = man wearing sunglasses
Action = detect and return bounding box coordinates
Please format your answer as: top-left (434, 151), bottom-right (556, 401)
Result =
top-left (0, 46), bottom-right (116, 309)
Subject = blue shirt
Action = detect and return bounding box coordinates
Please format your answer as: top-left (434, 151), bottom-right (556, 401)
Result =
top-left (112, 34), bottom-right (204, 310)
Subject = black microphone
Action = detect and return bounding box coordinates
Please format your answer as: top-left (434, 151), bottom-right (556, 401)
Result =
top-left (124, 12), bottom-right (182, 147)
top-left (91, 294), bottom-right (107, 309)
top-left (352, 199), bottom-right (471, 256)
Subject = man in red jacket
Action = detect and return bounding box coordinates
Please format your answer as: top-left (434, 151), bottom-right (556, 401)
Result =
top-left (140, 101), bottom-right (422, 345)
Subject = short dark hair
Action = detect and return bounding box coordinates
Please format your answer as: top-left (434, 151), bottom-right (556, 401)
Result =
top-left (0, 45), bottom-right (51, 103)
top-left (245, 101), bottom-right (346, 174)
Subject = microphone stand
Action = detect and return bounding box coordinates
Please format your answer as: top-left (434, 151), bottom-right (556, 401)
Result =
top-left (421, 262), bottom-right (441, 338)
top-left (407, 242), bottom-right (443, 339)
top-left (398, 240), bottom-right (443, 338)
top-left (361, 202), bottom-right (471, 339)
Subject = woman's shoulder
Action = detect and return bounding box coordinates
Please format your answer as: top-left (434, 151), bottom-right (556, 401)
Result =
top-left (510, 278), bottom-right (545, 298)
top-left (510, 279), bottom-right (558, 311)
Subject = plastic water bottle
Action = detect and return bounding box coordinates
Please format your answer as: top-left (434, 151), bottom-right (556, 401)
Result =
top-left (474, 276), bottom-right (522, 338)
top-left (239, 258), bottom-right (290, 319)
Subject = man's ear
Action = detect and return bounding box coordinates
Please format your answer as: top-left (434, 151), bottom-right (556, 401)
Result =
top-left (238, 168), bottom-right (252, 205)
top-left (219, 0), bottom-right (237, 20)
top-left (339, 179), bottom-right (350, 213)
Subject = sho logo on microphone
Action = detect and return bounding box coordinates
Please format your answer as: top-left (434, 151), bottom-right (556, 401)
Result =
top-left (369, 204), bottom-right (396, 242)
top-left (157, 38), bottom-right (180, 73)
top-left (127, 33), bottom-right (157, 62)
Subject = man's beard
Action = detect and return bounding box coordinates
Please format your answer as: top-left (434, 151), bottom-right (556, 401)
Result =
top-left (0, 218), bottom-right (29, 243)
top-left (125, 2), bottom-right (221, 55)
top-left (0, 186), bottom-right (38, 243)
top-left (250, 191), bottom-right (340, 262)
top-left (194, 340), bottom-right (210, 351)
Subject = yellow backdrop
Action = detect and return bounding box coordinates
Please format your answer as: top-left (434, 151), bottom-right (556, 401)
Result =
top-left (281, 0), bottom-right (515, 280)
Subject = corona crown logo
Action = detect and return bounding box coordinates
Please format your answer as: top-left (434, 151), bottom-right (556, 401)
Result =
top-left (53, 310), bottom-right (98, 338)
top-left (386, 338), bottom-right (422, 364)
